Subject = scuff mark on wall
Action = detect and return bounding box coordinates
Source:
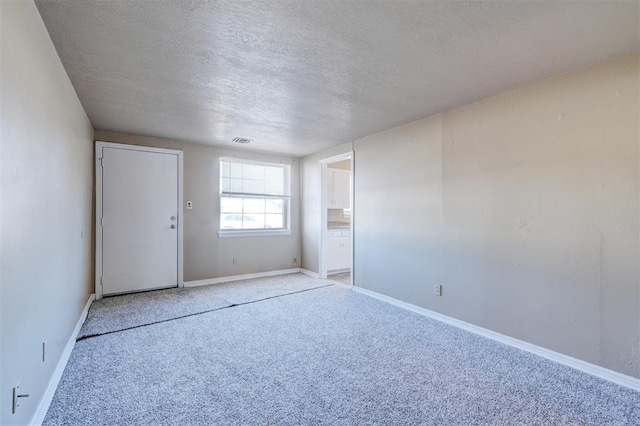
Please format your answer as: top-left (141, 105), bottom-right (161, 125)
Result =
top-left (515, 216), bottom-right (532, 234)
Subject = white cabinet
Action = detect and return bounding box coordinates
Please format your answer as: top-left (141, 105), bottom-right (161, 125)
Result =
top-left (326, 234), bottom-right (343, 273)
top-left (328, 169), bottom-right (350, 209)
top-left (327, 230), bottom-right (351, 272)
top-left (341, 234), bottom-right (351, 270)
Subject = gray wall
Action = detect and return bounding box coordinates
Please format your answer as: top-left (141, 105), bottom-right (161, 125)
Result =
top-left (353, 54), bottom-right (640, 378)
top-left (95, 131), bottom-right (301, 281)
top-left (300, 143), bottom-right (352, 273)
top-left (1, 1), bottom-right (95, 424)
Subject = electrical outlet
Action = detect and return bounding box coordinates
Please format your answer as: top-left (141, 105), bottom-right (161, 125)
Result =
top-left (293, 258), bottom-right (298, 265)
top-left (434, 285), bottom-right (442, 296)
top-left (186, 201), bottom-right (193, 209)
top-left (232, 257), bottom-right (237, 265)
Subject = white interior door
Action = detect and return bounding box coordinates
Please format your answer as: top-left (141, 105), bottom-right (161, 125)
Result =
top-left (99, 145), bottom-right (180, 296)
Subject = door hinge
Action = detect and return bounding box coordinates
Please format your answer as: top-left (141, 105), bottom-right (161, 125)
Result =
top-left (100, 277), bottom-right (104, 288)
top-left (100, 217), bottom-right (104, 227)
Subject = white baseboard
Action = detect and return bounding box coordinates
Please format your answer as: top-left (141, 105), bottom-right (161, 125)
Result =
top-left (184, 268), bottom-right (302, 288)
top-left (352, 286), bottom-right (640, 392)
top-left (300, 268), bottom-right (320, 278)
top-left (26, 276), bottom-right (638, 426)
top-left (31, 293), bottom-right (95, 425)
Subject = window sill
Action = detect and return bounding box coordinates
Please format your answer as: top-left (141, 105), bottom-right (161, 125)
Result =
top-left (218, 229), bottom-right (292, 238)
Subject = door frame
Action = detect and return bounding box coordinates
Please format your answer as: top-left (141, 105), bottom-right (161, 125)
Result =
top-left (319, 152), bottom-right (354, 284)
top-left (95, 141), bottom-right (184, 299)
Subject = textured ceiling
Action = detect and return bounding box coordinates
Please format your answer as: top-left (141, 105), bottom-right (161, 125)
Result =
top-left (35, 0), bottom-right (639, 156)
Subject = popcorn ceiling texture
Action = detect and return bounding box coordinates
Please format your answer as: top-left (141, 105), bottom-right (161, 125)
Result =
top-left (34, 0), bottom-right (639, 156)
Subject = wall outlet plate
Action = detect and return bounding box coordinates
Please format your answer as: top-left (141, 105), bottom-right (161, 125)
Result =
top-left (186, 201), bottom-right (193, 209)
top-left (434, 285), bottom-right (442, 296)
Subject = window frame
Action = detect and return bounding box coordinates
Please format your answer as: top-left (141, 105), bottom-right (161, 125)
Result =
top-left (218, 157), bottom-right (292, 238)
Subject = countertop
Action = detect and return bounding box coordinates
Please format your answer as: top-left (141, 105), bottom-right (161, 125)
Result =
top-left (328, 221), bottom-right (350, 230)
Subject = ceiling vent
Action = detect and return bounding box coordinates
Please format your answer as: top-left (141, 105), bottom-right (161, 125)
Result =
top-left (232, 137), bottom-right (252, 144)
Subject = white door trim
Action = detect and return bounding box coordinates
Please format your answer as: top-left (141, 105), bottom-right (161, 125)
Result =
top-left (319, 152), bottom-right (354, 284)
top-left (95, 141), bottom-right (184, 299)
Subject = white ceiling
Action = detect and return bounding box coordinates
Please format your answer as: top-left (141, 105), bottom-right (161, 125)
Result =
top-left (35, 0), bottom-right (639, 157)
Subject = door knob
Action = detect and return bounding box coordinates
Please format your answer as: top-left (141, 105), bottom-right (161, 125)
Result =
top-left (170, 225), bottom-right (176, 229)
top-left (170, 216), bottom-right (176, 221)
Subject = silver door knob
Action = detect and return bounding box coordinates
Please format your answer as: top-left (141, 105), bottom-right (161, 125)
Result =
top-left (170, 216), bottom-right (176, 221)
top-left (170, 225), bottom-right (176, 229)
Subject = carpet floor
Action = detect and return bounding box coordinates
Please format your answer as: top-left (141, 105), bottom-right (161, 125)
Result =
top-left (45, 276), bottom-right (640, 425)
top-left (328, 271), bottom-right (351, 285)
top-left (79, 273), bottom-right (330, 339)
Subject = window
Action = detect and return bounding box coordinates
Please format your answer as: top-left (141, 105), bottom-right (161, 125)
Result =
top-left (219, 157), bottom-right (291, 236)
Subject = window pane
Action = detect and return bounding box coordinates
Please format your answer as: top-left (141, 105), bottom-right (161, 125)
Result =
top-left (221, 161), bottom-right (230, 178)
top-left (229, 178), bottom-right (243, 193)
top-left (243, 178), bottom-right (265, 194)
top-left (221, 214), bottom-right (242, 229)
top-left (265, 214), bottom-right (284, 229)
top-left (243, 164), bottom-right (265, 180)
top-left (265, 166), bottom-right (284, 182)
top-left (221, 177), bottom-right (230, 193)
top-left (265, 180), bottom-right (284, 195)
top-left (243, 198), bottom-right (266, 214)
top-left (220, 158), bottom-right (290, 232)
top-left (242, 214), bottom-right (264, 229)
top-left (221, 197), bottom-right (242, 213)
top-left (221, 160), bottom-right (287, 196)
top-left (229, 162), bottom-right (243, 178)
top-left (265, 199), bottom-right (284, 213)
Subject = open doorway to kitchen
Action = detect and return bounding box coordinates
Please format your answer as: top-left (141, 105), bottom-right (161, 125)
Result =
top-left (320, 152), bottom-right (353, 285)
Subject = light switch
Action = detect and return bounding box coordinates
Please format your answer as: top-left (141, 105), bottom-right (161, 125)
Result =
top-left (186, 201), bottom-right (193, 209)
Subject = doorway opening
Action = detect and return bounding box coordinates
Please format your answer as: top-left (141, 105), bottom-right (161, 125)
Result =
top-left (319, 152), bottom-right (353, 285)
